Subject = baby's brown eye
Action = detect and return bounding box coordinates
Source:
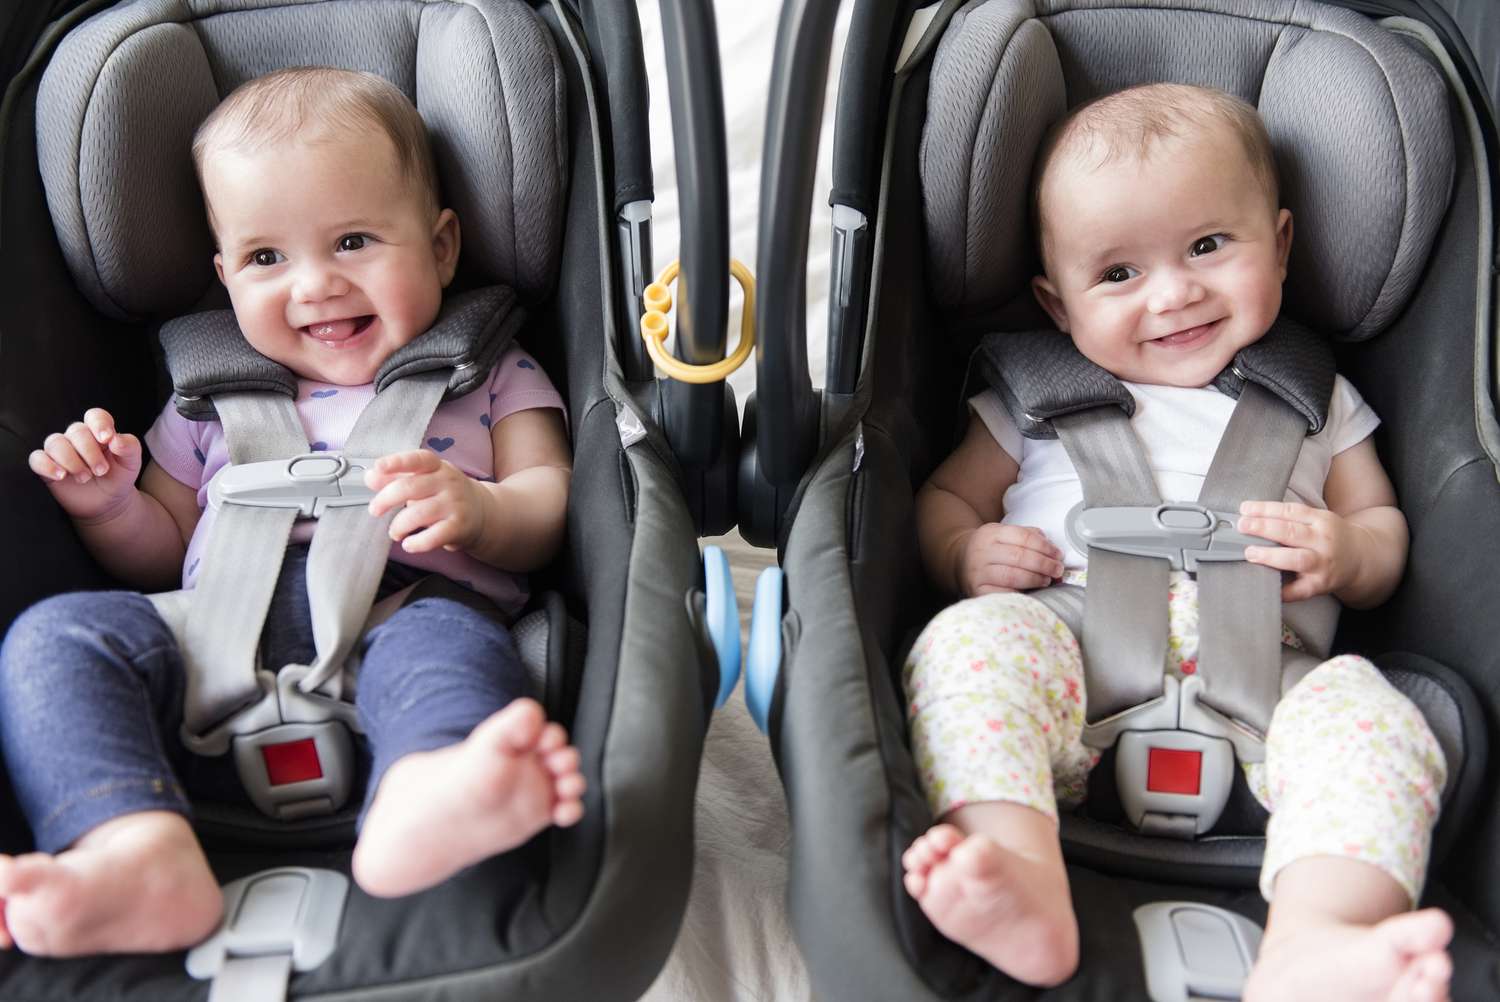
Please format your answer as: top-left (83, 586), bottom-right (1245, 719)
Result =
top-left (251, 249), bottom-right (280, 267)
top-left (1190, 235), bottom-right (1225, 256)
top-left (338, 234), bottom-right (367, 252)
top-left (1104, 266), bottom-right (1132, 283)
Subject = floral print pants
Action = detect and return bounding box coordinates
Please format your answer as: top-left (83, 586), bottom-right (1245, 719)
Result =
top-left (903, 577), bottom-right (1446, 903)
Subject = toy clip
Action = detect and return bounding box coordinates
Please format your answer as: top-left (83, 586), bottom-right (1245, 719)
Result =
top-left (639, 259), bottom-right (755, 384)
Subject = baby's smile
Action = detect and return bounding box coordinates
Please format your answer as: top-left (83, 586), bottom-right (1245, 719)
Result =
top-left (1145, 318), bottom-right (1221, 350)
top-left (303, 315), bottom-right (376, 346)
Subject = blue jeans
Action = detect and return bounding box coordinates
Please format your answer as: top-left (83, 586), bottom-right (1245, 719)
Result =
top-left (0, 547), bottom-right (528, 853)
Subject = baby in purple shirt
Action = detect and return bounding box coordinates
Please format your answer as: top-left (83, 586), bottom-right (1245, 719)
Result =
top-left (0, 67), bottom-right (583, 956)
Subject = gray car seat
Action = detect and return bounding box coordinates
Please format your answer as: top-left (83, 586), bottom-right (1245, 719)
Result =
top-left (737, 0), bottom-right (1500, 998)
top-left (0, 0), bottom-right (725, 999)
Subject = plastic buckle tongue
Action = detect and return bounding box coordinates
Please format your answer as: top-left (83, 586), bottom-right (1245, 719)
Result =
top-left (1065, 502), bottom-right (1272, 572)
top-left (207, 453), bottom-right (379, 518)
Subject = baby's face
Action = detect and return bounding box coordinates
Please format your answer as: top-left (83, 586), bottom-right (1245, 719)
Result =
top-left (1031, 125), bottom-right (1291, 388)
top-left (205, 130), bottom-right (458, 386)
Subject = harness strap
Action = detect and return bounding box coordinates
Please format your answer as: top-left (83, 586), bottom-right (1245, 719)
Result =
top-left (1053, 408), bottom-right (1167, 722)
top-left (1195, 383), bottom-right (1307, 737)
top-left (156, 372), bottom-right (450, 743)
top-left (162, 393), bottom-right (307, 735)
top-left (1046, 382), bottom-right (1310, 754)
top-left (297, 371), bottom-right (450, 698)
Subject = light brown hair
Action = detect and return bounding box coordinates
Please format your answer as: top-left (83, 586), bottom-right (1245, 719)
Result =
top-left (192, 67), bottom-right (442, 230)
top-left (1032, 83), bottom-right (1279, 264)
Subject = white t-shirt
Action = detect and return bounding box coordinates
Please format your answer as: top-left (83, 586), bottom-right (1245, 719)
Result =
top-left (969, 375), bottom-right (1381, 569)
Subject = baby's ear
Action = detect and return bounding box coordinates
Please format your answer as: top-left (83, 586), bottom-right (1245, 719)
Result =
top-left (1031, 275), bottom-right (1069, 333)
top-left (1275, 208), bottom-right (1294, 279)
top-left (432, 209), bottom-right (461, 287)
top-left (213, 252), bottom-right (226, 286)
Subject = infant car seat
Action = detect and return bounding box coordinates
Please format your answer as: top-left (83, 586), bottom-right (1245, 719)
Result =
top-left (0, 0), bottom-right (733, 998)
top-left (736, 0), bottom-right (1500, 998)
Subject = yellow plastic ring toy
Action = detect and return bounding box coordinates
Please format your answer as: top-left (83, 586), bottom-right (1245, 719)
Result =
top-left (638, 258), bottom-right (755, 384)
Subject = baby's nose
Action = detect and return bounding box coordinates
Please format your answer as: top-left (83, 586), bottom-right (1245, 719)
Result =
top-left (1146, 271), bottom-right (1205, 313)
top-left (292, 263), bottom-right (348, 302)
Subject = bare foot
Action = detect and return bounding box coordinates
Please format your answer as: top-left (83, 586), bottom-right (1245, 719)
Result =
top-left (352, 697), bottom-right (585, 897)
top-left (0, 811), bottom-right (221, 956)
top-left (902, 823), bottom-right (1078, 986)
top-left (1244, 909), bottom-right (1453, 1002)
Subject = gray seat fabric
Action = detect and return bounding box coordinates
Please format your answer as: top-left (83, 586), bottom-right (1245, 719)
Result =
top-left (921, 0), bottom-right (1454, 340)
top-left (36, 0), bottom-right (567, 321)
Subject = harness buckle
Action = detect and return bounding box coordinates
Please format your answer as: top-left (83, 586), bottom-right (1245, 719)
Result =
top-left (1065, 501), bottom-right (1271, 571)
top-left (231, 721), bottom-right (356, 821)
top-left (207, 453), bottom-right (379, 518)
top-left (1114, 730), bottom-right (1236, 837)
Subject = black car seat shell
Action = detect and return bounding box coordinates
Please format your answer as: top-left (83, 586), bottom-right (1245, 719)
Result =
top-left (758, 0), bottom-right (1500, 998)
top-left (0, 0), bottom-right (717, 999)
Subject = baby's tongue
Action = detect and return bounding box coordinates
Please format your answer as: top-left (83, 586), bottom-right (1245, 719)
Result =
top-left (307, 319), bottom-right (359, 341)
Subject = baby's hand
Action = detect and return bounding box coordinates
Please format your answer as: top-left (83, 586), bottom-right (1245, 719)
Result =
top-left (28, 408), bottom-right (143, 522)
top-left (365, 449), bottom-right (487, 554)
top-left (957, 523), bottom-right (1065, 597)
top-left (1238, 500), bottom-right (1364, 602)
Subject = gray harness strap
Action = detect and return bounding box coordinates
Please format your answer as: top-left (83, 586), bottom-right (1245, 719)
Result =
top-left (1052, 409), bottom-right (1169, 723)
top-left (296, 371), bottom-right (450, 699)
top-left (159, 394), bottom-right (308, 734)
top-left (1040, 383), bottom-right (1310, 753)
top-left (1195, 383), bottom-right (1309, 737)
top-left (158, 375), bottom-right (451, 742)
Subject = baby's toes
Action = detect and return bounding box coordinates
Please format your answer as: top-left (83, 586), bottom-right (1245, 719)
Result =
top-left (925, 823), bottom-right (967, 856)
top-left (474, 698), bottom-right (546, 754)
top-left (543, 744), bottom-right (580, 779)
top-left (536, 721), bottom-right (568, 754)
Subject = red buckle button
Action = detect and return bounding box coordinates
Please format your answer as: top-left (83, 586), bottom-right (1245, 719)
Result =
top-left (1146, 747), bottom-right (1202, 795)
top-left (262, 738), bottom-right (323, 786)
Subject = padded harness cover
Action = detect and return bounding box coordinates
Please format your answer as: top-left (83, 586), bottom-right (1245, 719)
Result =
top-left (977, 315), bottom-right (1336, 439)
top-left (159, 285), bottom-right (524, 420)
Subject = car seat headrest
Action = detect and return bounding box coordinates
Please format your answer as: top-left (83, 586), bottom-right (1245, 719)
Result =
top-left (36, 0), bottom-right (566, 322)
top-left (920, 0), bottom-right (1454, 340)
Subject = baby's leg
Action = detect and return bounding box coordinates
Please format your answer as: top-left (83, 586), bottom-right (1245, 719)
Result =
top-left (900, 593), bottom-right (1093, 987)
top-left (350, 597), bottom-right (585, 898)
top-left (0, 592), bottom-right (221, 955)
top-left (1246, 655), bottom-right (1450, 1002)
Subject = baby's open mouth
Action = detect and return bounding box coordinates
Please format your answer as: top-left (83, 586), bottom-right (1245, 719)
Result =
top-left (303, 315), bottom-right (375, 343)
top-left (1150, 320), bottom-right (1218, 347)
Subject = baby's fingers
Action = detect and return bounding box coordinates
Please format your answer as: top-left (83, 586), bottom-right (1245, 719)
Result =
top-left (367, 450), bottom-right (440, 485)
top-left (63, 421), bottom-right (110, 478)
top-left (40, 432), bottom-right (91, 481)
top-left (28, 448), bottom-right (68, 482)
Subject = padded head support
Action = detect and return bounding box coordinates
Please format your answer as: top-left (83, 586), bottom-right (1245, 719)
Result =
top-left (921, 0), bottom-right (1454, 339)
top-left (37, 0), bottom-right (566, 321)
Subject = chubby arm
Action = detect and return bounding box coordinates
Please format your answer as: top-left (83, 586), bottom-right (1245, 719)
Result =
top-left (1238, 436), bottom-right (1407, 609)
top-left (918, 414), bottom-right (1063, 597)
top-left (28, 408), bottom-right (199, 591)
top-left (366, 407), bottom-right (572, 572)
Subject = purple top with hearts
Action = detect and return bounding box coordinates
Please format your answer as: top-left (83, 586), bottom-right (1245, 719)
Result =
top-left (144, 345), bottom-right (564, 616)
